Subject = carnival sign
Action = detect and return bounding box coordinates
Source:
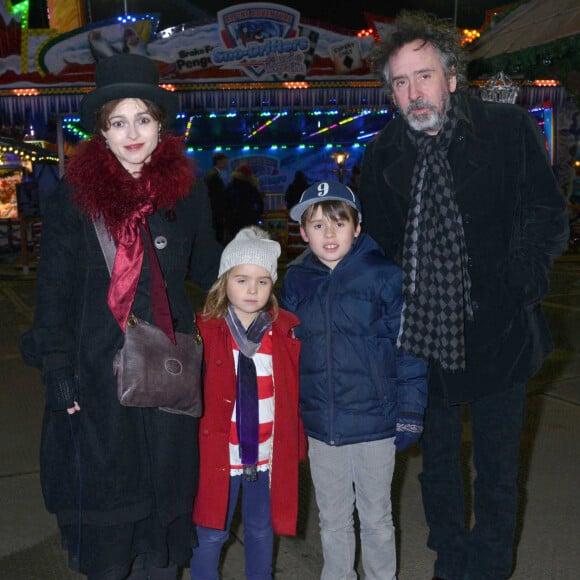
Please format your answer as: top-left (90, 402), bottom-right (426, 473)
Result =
top-left (0, 2), bottom-right (378, 88)
top-left (214, 3), bottom-right (308, 81)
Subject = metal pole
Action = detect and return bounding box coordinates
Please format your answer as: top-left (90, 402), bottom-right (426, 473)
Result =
top-left (85, 0), bottom-right (92, 24)
top-left (57, 114), bottom-right (65, 179)
top-left (454, 0), bottom-right (459, 27)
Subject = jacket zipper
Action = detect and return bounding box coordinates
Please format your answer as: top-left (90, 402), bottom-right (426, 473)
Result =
top-left (325, 269), bottom-right (335, 445)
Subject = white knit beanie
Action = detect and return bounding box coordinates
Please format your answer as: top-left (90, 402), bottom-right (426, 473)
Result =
top-left (219, 226), bottom-right (281, 281)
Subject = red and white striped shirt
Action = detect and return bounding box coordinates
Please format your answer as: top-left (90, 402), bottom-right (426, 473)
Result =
top-left (229, 329), bottom-right (274, 476)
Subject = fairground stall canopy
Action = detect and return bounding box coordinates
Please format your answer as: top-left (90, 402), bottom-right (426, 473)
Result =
top-left (467, 0), bottom-right (580, 203)
top-left (0, 1), bottom-right (573, 207)
top-left (1, 1), bottom-right (402, 198)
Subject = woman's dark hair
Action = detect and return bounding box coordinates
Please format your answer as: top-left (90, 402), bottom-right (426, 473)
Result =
top-left (369, 11), bottom-right (467, 102)
top-left (95, 98), bottom-right (168, 132)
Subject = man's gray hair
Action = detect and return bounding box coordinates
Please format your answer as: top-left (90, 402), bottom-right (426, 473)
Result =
top-left (369, 11), bottom-right (467, 102)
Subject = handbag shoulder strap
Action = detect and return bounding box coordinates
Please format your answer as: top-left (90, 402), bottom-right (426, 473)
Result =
top-left (93, 217), bottom-right (116, 277)
top-left (92, 217), bottom-right (202, 337)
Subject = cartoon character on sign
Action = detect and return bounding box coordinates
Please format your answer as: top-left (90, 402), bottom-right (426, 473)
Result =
top-left (215, 3), bottom-right (305, 81)
top-left (237, 20), bottom-right (285, 45)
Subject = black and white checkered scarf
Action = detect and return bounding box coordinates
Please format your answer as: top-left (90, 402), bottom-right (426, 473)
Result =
top-left (397, 94), bottom-right (473, 371)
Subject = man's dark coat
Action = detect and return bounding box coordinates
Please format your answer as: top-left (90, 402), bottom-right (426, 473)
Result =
top-left (359, 93), bottom-right (569, 402)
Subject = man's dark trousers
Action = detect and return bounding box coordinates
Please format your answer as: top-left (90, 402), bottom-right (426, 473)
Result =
top-left (419, 382), bottom-right (527, 580)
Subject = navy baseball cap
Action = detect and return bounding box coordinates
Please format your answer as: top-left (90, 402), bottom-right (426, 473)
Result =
top-left (289, 180), bottom-right (363, 222)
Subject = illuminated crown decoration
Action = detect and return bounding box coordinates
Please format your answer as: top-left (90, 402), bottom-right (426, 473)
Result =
top-left (479, 71), bottom-right (519, 104)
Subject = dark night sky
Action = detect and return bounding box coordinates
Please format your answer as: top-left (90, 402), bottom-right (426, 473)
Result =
top-left (86, 1), bottom-right (507, 32)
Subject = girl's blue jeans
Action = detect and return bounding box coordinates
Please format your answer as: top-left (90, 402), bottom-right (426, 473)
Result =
top-left (190, 470), bottom-right (273, 580)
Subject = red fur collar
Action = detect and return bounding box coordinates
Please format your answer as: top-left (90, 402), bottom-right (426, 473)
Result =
top-left (67, 135), bottom-right (195, 238)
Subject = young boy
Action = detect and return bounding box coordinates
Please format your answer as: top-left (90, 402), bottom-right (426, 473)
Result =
top-left (280, 181), bottom-right (428, 580)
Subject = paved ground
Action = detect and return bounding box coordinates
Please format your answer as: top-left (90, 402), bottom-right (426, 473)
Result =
top-left (0, 253), bottom-right (579, 579)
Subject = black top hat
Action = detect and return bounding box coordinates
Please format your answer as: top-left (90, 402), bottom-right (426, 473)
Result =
top-left (79, 54), bottom-right (179, 133)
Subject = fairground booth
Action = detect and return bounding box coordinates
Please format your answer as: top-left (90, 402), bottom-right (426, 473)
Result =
top-left (1, 1), bottom-right (578, 262)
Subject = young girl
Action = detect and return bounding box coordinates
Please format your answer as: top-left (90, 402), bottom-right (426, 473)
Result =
top-left (190, 226), bottom-right (305, 580)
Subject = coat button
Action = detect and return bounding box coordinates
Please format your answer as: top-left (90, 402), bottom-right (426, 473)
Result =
top-left (216, 359), bottom-right (223, 366)
top-left (202, 429), bottom-right (209, 435)
top-left (154, 236), bottom-right (168, 250)
top-left (472, 300), bottom-right (480, 311)
top-left (463, 213), bottom-right (472, 225)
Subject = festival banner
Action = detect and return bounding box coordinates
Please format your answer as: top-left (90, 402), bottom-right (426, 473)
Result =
top-left (0, 3), bottom-right (377, 88)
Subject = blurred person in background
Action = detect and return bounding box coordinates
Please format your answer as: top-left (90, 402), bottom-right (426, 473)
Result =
top-left (204, 152), bottom-right (229, 243)
top-left (285, 170), bottom-right (310, 210)
top-left (226, 162), bottom-right (264, 239)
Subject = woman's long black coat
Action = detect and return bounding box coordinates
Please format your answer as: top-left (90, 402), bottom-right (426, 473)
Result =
top-left (25, 177), bottom-right (222, 567)
top-left (358, 93), bottom-right (569, 402)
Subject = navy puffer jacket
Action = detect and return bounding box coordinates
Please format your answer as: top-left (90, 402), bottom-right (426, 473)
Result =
top-left (281, 233), bottom-right (427, 446)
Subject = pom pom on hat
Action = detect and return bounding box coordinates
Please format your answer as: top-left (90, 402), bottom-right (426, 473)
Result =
top-left (219, 226), bottom-right (281, 281)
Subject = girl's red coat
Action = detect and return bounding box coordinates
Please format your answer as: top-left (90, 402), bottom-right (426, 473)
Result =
top-left (193, 309), bottom-right (306, 535)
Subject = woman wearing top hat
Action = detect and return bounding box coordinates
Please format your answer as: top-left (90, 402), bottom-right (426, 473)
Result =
top-left (20, 53), bottom-right (222, 578)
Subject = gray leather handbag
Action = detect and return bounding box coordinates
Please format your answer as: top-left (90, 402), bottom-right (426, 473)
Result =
top-left (93, 218), bottom-right (203, 417)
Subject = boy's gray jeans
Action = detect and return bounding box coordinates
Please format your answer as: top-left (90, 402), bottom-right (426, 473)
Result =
top-left (308, 436), bottom-right (397, 580)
